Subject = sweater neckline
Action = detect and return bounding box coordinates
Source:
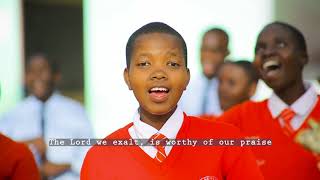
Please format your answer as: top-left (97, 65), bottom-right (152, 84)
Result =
top-left (121, 113), bottom-right (190, 175)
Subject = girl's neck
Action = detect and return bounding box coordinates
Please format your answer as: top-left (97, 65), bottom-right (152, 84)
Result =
top-left (275, 79), bottom-right (306, 105)
top-left (139, 106), bottom-right (177, 130)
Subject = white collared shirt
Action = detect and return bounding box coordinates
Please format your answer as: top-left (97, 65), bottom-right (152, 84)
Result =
top-left (268, 83), bottom-right (319, 130)
top-left (179, 74), bottom-right (222, 116)
top-left (128, 107), bottom-right (184, 158)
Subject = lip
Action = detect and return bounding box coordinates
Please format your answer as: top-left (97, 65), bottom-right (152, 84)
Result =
top-left (148, 86), bottom-right (170, 103)
top-left (260, 58), bottom-right (282, 80)
top-left (149, 91), bottom-right (169, 103)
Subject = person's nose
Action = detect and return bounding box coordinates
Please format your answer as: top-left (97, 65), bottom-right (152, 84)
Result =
top-left (262, 45), bottom-right (277, 59)
top-left (150, 68), bottom-right (168, 81)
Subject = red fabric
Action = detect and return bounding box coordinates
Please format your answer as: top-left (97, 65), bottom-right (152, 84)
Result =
top-left (279, 108), bottom-right (296, 135)
top-left (218, 98), bottom-right (320, 180)
top-left (0, 133), bottom-right (40, 180)
top-left (149, 133), bottom-right (167, 164)
top-left (81, 115), bottom-right (263, 180)
top-left (199, 114), bottom-right (217, 121)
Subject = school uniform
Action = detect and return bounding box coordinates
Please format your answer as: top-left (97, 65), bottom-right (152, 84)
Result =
top-left (81, 107), bottom-right (263, 180)
top-left (0, 133), bottom-right (40, 180)
top-left (199, 114), bottom-right (216, 121)
top-left (219, 83), bottom-right (320, 179)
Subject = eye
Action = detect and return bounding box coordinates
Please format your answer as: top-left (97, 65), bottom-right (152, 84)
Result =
top-left (276, 42), bottom-right (286, 48)
top-left (255, 44), bottom-right (265, 54)
top-left (137, 61), bottom-right (150, 67)
top-left (167, 61), bottom-right (181, 68)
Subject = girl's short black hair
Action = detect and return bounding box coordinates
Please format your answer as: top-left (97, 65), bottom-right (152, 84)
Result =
top-left (126, 22), bottom-right (187, 68)
top-left (221, 60), bottom-right (259, 84)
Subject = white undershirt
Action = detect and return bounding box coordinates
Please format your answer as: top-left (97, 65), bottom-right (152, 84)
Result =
top-left (128, 107), bottom-right (184, 158)
top-left (268, 82), bottom-right (319, 130)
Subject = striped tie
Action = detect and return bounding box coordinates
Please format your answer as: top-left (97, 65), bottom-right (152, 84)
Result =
top-left (278, 108), bottom-right (296, 136)
top-left (149, 133), bottom-right (167, 164)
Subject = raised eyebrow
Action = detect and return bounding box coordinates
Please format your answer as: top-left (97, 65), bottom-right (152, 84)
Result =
top-left (167, 52), bottom-right (178, 57)
top-left (133, 54), bottom-right (150, 62)
top-left (166, 49), bottom-right (184, 57)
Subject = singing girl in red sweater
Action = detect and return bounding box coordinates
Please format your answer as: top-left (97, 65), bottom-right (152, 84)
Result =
top-left (81, 22), bottom-right (263, 180)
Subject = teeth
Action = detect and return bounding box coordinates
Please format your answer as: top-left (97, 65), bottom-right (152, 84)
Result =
top-left (263, 60), bottom-right (280, 70)
top-left (150, 87), bottom-right (168, 92)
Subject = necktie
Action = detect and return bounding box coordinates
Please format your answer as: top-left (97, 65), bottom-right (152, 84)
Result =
top-left (149, 133), bottom-right (167, 164)
top-left (201, 80), bottom-right (211, 115)
top-left (278, 108), bottom-right (296, 136)
top-left (40, 102), bottom-right (46, 137)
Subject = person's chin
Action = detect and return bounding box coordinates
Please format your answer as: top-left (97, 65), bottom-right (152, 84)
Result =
top-left (265, 79), bottom-right (284, 92)
top-left (204, 73), bottom-right (215, 79)
top-left (222, 105), bottom-right (231, 112)
top-left (147, 104), bottom-right (176, 116)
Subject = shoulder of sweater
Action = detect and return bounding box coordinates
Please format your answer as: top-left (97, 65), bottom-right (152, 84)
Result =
top-left (231, 100), bottom-right (268, 113)
top-left (185, 115), bottom-right (242, 137)
top-left (0, 134), bottom-right (32, 159)
top-left (85, 122), bottom-right (134, 160)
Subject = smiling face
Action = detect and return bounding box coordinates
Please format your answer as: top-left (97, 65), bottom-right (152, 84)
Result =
top-left (124, 33), bottom-right (190, 116)
top-left (26, 56), bottom-right (59, 101)
top-left (201, 31), bottom-right (229, 79)
top-left (254, 24), bottom-right (307, 93)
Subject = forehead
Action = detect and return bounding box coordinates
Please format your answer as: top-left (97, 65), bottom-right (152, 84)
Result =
top-left (258, 24), bottom-right (296, 43)
top-left (27, 57), bottom-right (50, 69)
top-left (133, 32), bottom-right (182, 52)
top-left (202, 31), bottom-right (227, 47)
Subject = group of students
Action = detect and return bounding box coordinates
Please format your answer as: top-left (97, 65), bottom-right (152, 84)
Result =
top-left (179, 27), bottom-right (260, 118)
top-left (0, 20), bottom-right (319, 180)
top-left (81, 21), bottom-right (320, 179)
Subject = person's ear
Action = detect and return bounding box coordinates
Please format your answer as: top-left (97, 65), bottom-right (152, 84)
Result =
top-left (248, 82), bottom-right (258, 98)
top-left (123, 68), bottom-right (132, 90)
top-left (300, 52), bottom-right (309, 66)
top-left (184, 68), bottom-right (190, 90)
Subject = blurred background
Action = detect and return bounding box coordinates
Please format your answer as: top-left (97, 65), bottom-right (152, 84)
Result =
top-left (0, 0), bottom-right (319, 137)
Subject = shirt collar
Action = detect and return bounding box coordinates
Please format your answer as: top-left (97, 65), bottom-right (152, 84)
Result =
top-left (132, 107), bottom-right (184, 139)
top-left (30, 91), bottom-right (60, 104)
top-left (268, 82), bottom-right (318, 118)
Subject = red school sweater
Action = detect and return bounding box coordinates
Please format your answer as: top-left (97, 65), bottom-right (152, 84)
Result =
top-left (81, 114), bottom-right (263, 180)
top-left (0, 133), bottom-right (40, 180)
top-left (219, 98), bottom-right (320, 180)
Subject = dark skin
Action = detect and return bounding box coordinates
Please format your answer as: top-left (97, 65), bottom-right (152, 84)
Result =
top-left (24, 56), bottom-right (70, 177)
top-left (139, 106), bottom-right (177, 130)
top-left (218, 63), bottom-right (256, 111)
top-left (255, 24), bottom-right (320, 171)
top-left (201, 31), bottom-right (229, 79)
top-left (25, 56), bottom-right (60, 102)
top-left (124, 33), bottom-right (190, 130)
top-left (254, 24), bottom-right (308, 105)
